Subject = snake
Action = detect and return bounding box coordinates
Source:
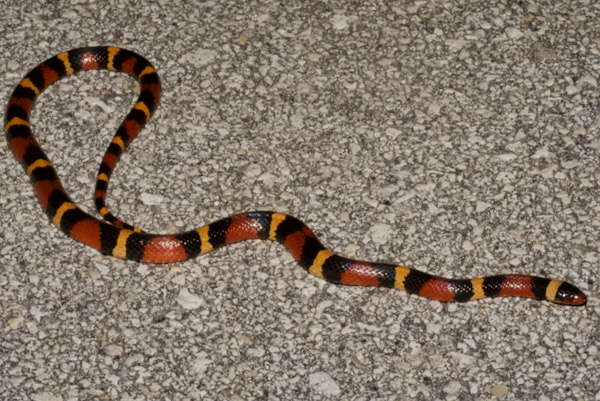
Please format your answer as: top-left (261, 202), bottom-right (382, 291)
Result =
top-left (4, 47), bottom-right (587, 305)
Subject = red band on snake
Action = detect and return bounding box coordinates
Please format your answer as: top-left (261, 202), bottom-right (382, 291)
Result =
top-left (4, 47), bottom-right (587, 305)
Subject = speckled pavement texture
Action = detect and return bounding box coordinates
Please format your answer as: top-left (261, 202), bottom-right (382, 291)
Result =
top-left (1, 1), bottom-right (598, 400)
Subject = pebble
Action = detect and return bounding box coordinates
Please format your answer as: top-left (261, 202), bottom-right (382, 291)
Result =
top-left (491, 384), bottom-right (509, 398)
top-left (330, 14), bottom-right (349, 30)
top-left (176, 288), bottom-right (204, 310)
top-left (9, 316), bottom-right (24, 330)
top-left (140, 192), bottom-right (164, 206)
top-left (367, 223), bottom-right (394, 245)
top-left (179, 48), bottom-right (218, 66)
top-left (309, 372), bottom-right (341, 396)
top-left (505, 27), bottom-right (524, 39)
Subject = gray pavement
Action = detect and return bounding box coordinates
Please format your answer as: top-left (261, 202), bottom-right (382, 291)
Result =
top-left (0, 1), bottom-right (598, 400)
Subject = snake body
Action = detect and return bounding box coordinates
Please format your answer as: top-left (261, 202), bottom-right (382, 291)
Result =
top-left (4, 47), bottom-right (586, 305)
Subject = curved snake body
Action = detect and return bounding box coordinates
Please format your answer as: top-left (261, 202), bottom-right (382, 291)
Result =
top-left (4, 47), bottom-right (587, 305)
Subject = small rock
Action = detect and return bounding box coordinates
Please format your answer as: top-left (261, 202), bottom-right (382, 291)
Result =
top-left (579, 75), bottom-right (597, 87)
top-left (446, 39), bottom-right (467, 51)
top-left (368, 223), bottom-right (394, 245)
top-left (88, 269), bottom-right (101, 280)
top-left (444, 380), bottom-right (463, 394)
top-left (505, 27), bottom-right (523, 39)
top-left (171, 273), bottom-right (186, 285)
top-left (179, 48), bottom-right (218, 66)
top-left (491, 384), bottom-right (509, 398)
top-left (331, 14), bottom-right (349, 30)
top-left (462, 240), bottom-right (475, 251)
top-left (385, 128), bottom-right (402, 139)
top-left (9, 315), bottom-right (24, 330)
top-left (32, 392), bottom-right (63, 401)
top-left (176, 288), bottom-right (204, 310)
top-left (191, 357), bottom-right (212, 375)
top-left (140, 192), bottom-right (164, 206)
top-left (476, 201), bottom-right (492, 212)
top-left (309, 372), bottom-right (341, 395)
top-left (105, 344), bottom-right (124, 357)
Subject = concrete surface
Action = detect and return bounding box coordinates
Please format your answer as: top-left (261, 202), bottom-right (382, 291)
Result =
top-left (0, 0), bottom-right (598, 400)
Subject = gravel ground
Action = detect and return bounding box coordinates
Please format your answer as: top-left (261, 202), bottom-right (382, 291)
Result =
top-left (1, 1), bottom-right (598, 400)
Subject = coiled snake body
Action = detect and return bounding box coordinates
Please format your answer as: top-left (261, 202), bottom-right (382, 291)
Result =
top-left (4, 47), bottom-right (586, 305)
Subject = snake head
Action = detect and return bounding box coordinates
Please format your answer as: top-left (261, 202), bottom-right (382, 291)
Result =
top-left (553, 282), bottom-right (587, 306)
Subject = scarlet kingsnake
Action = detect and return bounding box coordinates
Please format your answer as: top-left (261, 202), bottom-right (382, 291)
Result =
top-left (4, 47), bottom-right (587, 305)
